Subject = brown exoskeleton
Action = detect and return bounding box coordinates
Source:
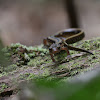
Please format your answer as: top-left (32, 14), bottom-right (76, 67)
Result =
top-left (43, 28), bottom-right (93, 62)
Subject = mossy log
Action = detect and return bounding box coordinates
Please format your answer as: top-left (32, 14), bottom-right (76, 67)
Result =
top-left (0, 37), bottom-right (100, 98)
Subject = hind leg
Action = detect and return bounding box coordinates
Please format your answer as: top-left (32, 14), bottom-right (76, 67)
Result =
top-left (60, 47), bottom-right (71, 59)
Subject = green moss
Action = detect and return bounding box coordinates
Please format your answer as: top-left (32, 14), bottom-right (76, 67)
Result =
top-left (2, 37), bottom-right (100, 67)
top-left (0, 37), bottom-right (100, 94)
top-left (17, 73), bottom-right (37, 81)
top-left (4, 64), bottom-right (18, 72)
top-left (58, 64), bottom-right (67, 68)
top-left (2, 43), bottom-right (49, 66)
top-left (0, 72), bottom-right (7, 78)
top-left (0, 83), bottom-right (8, 93)
top-left (0, 37), bottom-right (100, 83)
top-left (28, 56), bottom-right (45, 67)
top-left (26, 73), bottom-right (37, 80)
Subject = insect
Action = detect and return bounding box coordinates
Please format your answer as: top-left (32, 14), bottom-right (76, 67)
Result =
top-left (43, 28), bottom-right (93, 62)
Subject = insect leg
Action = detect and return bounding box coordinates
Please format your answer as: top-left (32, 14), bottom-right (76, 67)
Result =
top-left (67, 45), bottom-right (93, 55)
